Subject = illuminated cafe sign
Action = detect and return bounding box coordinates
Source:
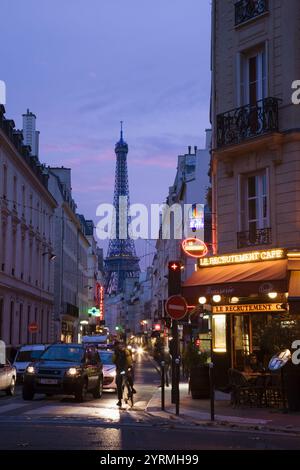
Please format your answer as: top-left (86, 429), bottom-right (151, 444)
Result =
top-left (212, 303), bottom-right (287, 314)
top-left (199, 249), bottom-right (286, 268)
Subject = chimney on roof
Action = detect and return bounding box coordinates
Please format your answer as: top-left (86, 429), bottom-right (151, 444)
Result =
top-left (194, 146), bottom-right (197, 154)
top-left (188, 146), bottom-right (191, 154)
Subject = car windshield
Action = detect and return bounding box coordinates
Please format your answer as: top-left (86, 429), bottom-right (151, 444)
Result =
top-left (15, 350), bottom-right (44, 362)
top-left (99, 351), bottom-right (114, 365)
top-left (41, 345), bottom-right (84, 362)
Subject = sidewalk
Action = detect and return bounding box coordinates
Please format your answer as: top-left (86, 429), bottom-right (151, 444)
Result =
top-left (146, 382), bottom-right (300, 434)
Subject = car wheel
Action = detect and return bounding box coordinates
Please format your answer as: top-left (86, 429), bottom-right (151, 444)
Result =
top-left (75, 380), bottom-right (88, 402)
top-left (6, 377), bottom-right (16, 396)
top-left (92, 376), bottom-right (103, 399)
top-left (22, 385), bottom-right (34, 401)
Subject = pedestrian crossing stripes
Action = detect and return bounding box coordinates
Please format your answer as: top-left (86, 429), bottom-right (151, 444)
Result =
top-left (0, 403), bottom-right (27, 414)
top-left (0, 397), bottom-right (149, 419)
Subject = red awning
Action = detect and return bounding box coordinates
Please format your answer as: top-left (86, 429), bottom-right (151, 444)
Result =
top-left (182, 259), bottom-right (288, 305)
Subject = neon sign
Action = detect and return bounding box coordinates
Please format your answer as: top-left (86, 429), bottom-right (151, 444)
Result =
top-left (182, 238), bottom-right (208, 259)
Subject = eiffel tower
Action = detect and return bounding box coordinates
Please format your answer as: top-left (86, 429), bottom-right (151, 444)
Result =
top-left (104, 123), bottom-right (140, 294)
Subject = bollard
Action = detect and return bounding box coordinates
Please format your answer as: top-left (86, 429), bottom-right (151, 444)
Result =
top-left (161, 360), bottom-right (165, 411)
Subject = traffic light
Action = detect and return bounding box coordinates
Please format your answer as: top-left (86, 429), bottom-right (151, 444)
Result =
top-left (168, 260), bottom-right (182, 296)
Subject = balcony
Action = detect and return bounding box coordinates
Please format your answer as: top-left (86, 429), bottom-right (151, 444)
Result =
top-left (235, 0), bottom-right (269, 27)
top-left (237, 227), bottom-right (272, 249)
top-left (216, 97), bottom-right (279, 149)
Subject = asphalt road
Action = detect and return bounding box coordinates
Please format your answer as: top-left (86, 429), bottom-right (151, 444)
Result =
top-left (0, 355), bottom-right (299, 450)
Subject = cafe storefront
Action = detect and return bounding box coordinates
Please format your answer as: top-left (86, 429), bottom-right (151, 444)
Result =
top-left (182, 248), bottom-right (300, 388)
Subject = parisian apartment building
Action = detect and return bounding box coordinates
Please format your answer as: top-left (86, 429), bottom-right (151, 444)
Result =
top-left (0, 106), bottom-right (57, 357)
top-left (183, 0), bottom-right (300, 387)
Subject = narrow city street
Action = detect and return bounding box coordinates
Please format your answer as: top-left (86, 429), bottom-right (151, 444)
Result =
top-left (0, 355), bottom-right (300, 451)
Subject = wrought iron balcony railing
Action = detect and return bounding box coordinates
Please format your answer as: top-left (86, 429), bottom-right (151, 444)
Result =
top-left (237, 227), bottom-right (272, 249)
top-left (235, 0), bottom-right (269, 26)
top-left (216, 97), bottom-right (279, 149)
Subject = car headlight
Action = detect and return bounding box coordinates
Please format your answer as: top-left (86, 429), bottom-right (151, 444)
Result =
top-left (26, 365), bottom-right (36, 375)
top-left (137, 347), bottom-right (144, 355)
top-left (66, 367), bottom-right (80, 377)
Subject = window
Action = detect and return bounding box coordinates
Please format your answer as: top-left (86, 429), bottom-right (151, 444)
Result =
top-left (2, 164), bottom-right (7, 198)
top-left (22, 185), bottom-right (26, 217)
top-left (9, 301), bottom-right (14, 345)
top-left (18, 304), bottom-right (23, 345)
top-left (238, 169), bottom-right (271, 246)
top-left (12, 230), bottom-right (17, 276)
top-left (13, 175), bottom-right (17, 209)
top-left (36, 201), bottom-right (40, 230)
top-left (247, 172), bottom-right (268, 233)
top-left (237, 44), bottom-right (268, 106)
top-left (27, 306), bottom-right (31, 343)
top-left (29, 194), bottom-right (33, 224)
top-left (1, 224), bottom-right (7, 271)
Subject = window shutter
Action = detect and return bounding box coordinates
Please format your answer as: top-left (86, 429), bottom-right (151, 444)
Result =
top-left (266, 167), bottom-right (270, 227)
top-left (236, 52), bottom-right (243, 107)
top-left (237, 174), bottom-right (244, 232)
top-left (264, 40), bottom-right (269, 98)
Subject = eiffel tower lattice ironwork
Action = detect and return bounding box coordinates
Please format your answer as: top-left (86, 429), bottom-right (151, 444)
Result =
top-left (104, 123), bottom-right (140, 294)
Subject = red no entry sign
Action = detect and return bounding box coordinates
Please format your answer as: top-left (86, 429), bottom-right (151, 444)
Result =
top-left (166, 295), bottom-right (188, 320)
top-left (28, 322), bottom-right (38, 334)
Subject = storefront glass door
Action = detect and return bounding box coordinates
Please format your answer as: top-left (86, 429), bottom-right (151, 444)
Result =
top-left (232, 315), bottom-right (251, 370)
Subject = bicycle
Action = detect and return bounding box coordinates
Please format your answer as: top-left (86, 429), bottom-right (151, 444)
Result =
top-left (120, 368), bottom-right (134, 407)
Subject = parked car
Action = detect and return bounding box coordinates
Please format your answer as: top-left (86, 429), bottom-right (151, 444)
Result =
top-left (0, 360), bottom-right (16, 396)
top-left (22, 343), bottom-right (103, 402)
top-left (13, 344), bottom-right (48, 382)
top-left (98, 350), bottom-right (117, 391)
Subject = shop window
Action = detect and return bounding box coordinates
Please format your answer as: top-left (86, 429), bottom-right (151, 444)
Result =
top-left (212, 315), bottom-right (227, 353)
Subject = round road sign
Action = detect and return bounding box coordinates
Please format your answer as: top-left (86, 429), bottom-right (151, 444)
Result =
top-left (166, 295), bottom-right (188, 320)
top-left (28, 322), bottom-right (38, 334)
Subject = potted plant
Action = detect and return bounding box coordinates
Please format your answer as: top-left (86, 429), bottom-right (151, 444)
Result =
top-left (183, 344), bottom-right (210, 399)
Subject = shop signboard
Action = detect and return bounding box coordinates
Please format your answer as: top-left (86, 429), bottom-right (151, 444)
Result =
top-left (199, 248), bottom-right (286, 268)
top-left (212, 303), bottom-right (288, 314)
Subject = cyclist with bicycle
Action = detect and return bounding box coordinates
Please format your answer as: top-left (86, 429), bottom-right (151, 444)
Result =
top-left (113, 341), bottom-right (136, 407)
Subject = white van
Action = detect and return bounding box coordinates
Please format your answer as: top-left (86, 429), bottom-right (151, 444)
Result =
top-left (13, 344), bottom-right (48, 382)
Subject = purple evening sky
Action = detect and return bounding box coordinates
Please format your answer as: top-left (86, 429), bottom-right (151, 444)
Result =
top-left (1, 0), bottom-right (211, 266)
